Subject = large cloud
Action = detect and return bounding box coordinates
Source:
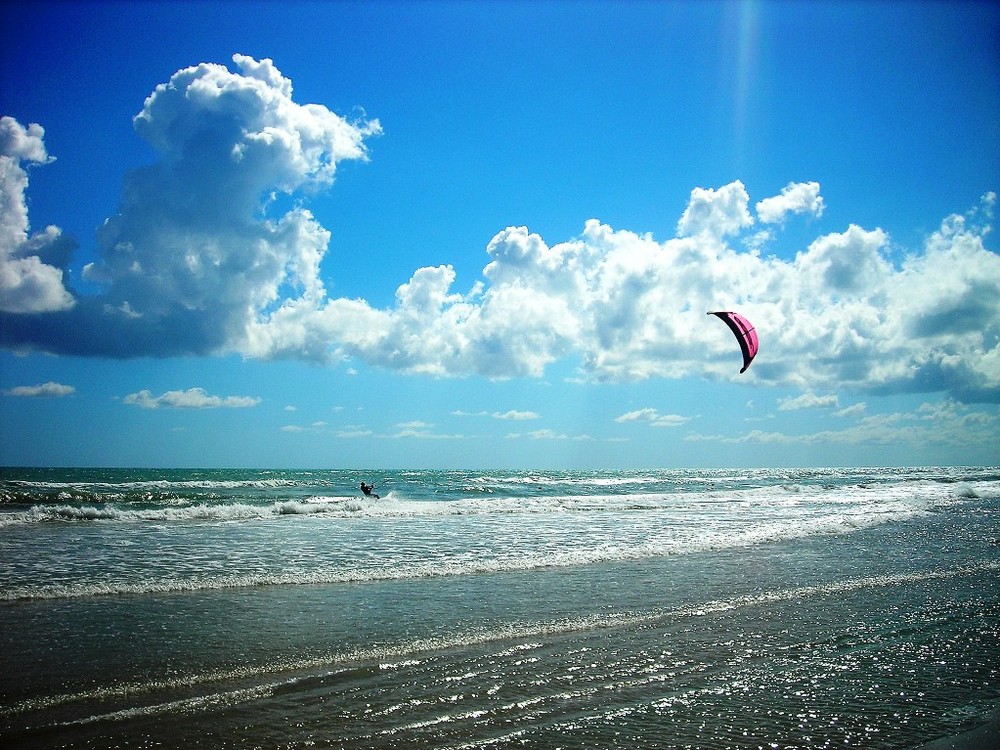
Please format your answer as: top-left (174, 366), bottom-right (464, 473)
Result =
top-left (1, 56), bottom-right (998, 403)
top-left (0, 117), bottom-right (76, 314)
top-left (2, 55), bottom-right (379, 356)
top-left (246, 179), bottom-right (1000, 403)
top-left (249, 185), bottom-right (1000, 401)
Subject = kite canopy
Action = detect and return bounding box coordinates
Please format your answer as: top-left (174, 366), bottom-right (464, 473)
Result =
top-left (708, 311), bottom-right (759, 373)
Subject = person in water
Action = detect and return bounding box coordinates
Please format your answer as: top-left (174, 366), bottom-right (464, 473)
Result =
top-left (360, 482), bottom-right (380, 499)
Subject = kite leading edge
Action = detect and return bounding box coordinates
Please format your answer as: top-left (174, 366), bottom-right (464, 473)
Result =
top-left (708, 311), bottom-right (758, 374)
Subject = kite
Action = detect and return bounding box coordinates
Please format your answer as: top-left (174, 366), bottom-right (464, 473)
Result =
top-left (708, 311), bottom-right (758, 374)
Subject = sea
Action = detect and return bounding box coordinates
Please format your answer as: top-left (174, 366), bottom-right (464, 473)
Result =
top-left (1, 466), bottom-right (998, 750)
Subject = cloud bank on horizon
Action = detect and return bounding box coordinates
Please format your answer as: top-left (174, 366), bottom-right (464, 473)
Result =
top-left (2, 55), bottom-right (998, 402)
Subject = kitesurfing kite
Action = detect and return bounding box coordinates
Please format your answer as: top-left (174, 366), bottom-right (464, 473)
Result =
top-left (708, 311), bottom-right (758, 373)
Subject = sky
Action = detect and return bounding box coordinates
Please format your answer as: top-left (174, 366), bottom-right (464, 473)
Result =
top-left (1, 0), bottom-right (998, 469)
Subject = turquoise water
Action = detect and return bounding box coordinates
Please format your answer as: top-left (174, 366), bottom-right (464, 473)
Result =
top-left (1, 467), bottom-right (998, 748)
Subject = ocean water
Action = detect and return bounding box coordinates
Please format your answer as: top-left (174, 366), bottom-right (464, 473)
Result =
top-left (1, 466), bottom-right (998, 749)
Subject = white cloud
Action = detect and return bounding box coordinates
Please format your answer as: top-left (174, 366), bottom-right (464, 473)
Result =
top-left (796, 224), bottom-right (891, 295)
top-left (3, 55), bottom-right (379, 356)
top-left (305, 187), bottom-right (997, 401)
top-left (281, 420), bottom-right (332, 433)
top-left (756, 181), bottom-right (825, 224)
top-left (2, 56), bottom-right (999, 404)
top-left (777, 391), bottom-right (840, 410)
top-left (615, 408), bottom-right (659, 423)
top-left (492, 410), bottom-right (540, 420)
top-left (676, 182), bottom-right (754, 239)
top-left (333, 427), bottom-right (374, 438)
top-left (391, 424), bottom-right (466, 439)
top-left (123, 387), bottom-right (261, 409)
top-left (5, 381), bottom-right (75, 397)
top-left (834, 402), bottom-right (867, 418)
top-left (615, 408), bottom-right (692, 427)
top-left (397, 420), bottom-right (432, 430)
top-left (452, 408), bottom-right (543, 422)
top-left (0, 117), bottom-right (76, 313)
top-left (510, 429), bottom-right (597, 441)
top-left (526, 429), bottom-right (568, 440)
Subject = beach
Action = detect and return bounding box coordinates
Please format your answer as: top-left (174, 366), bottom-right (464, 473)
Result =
top-left (1, 467), bottom-right (998, 748)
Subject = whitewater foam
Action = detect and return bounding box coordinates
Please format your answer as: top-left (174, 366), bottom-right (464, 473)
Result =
top-left (0, 495), bottom-right (952, 602)
top-left (1, 475), bottom-right (978, 529)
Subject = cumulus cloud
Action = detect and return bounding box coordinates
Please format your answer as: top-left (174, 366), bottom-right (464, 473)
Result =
top-left (2, 55), bottom-right (379, 356)
top-left (2, 56), bottom-right (999, 404)
top-left (676, 182), bottom-right (754, 239)
top-left (306, 187), bottom-right (998, 402)
top-left (756, 181), bottom-right (825, 224)
top-left (5, 381), bottom-right (75, 397)
top-left (123, 387), bottom-right (260, 409)
top-left (0, 117), bottom-right (76, 314)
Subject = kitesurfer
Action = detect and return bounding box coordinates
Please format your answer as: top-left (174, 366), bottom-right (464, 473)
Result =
top-left (360, 482), bottom-right (380, 499)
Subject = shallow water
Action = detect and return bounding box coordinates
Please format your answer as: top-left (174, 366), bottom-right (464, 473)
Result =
top-left (1, 467), bottom-right (998, 748)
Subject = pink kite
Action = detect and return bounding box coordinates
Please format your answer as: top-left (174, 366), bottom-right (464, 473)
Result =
top-left (708, 311), bottom-right (759, 374)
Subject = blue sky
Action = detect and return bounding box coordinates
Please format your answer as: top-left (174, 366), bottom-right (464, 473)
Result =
top-left (1, 0), bottom-right (998, 469)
